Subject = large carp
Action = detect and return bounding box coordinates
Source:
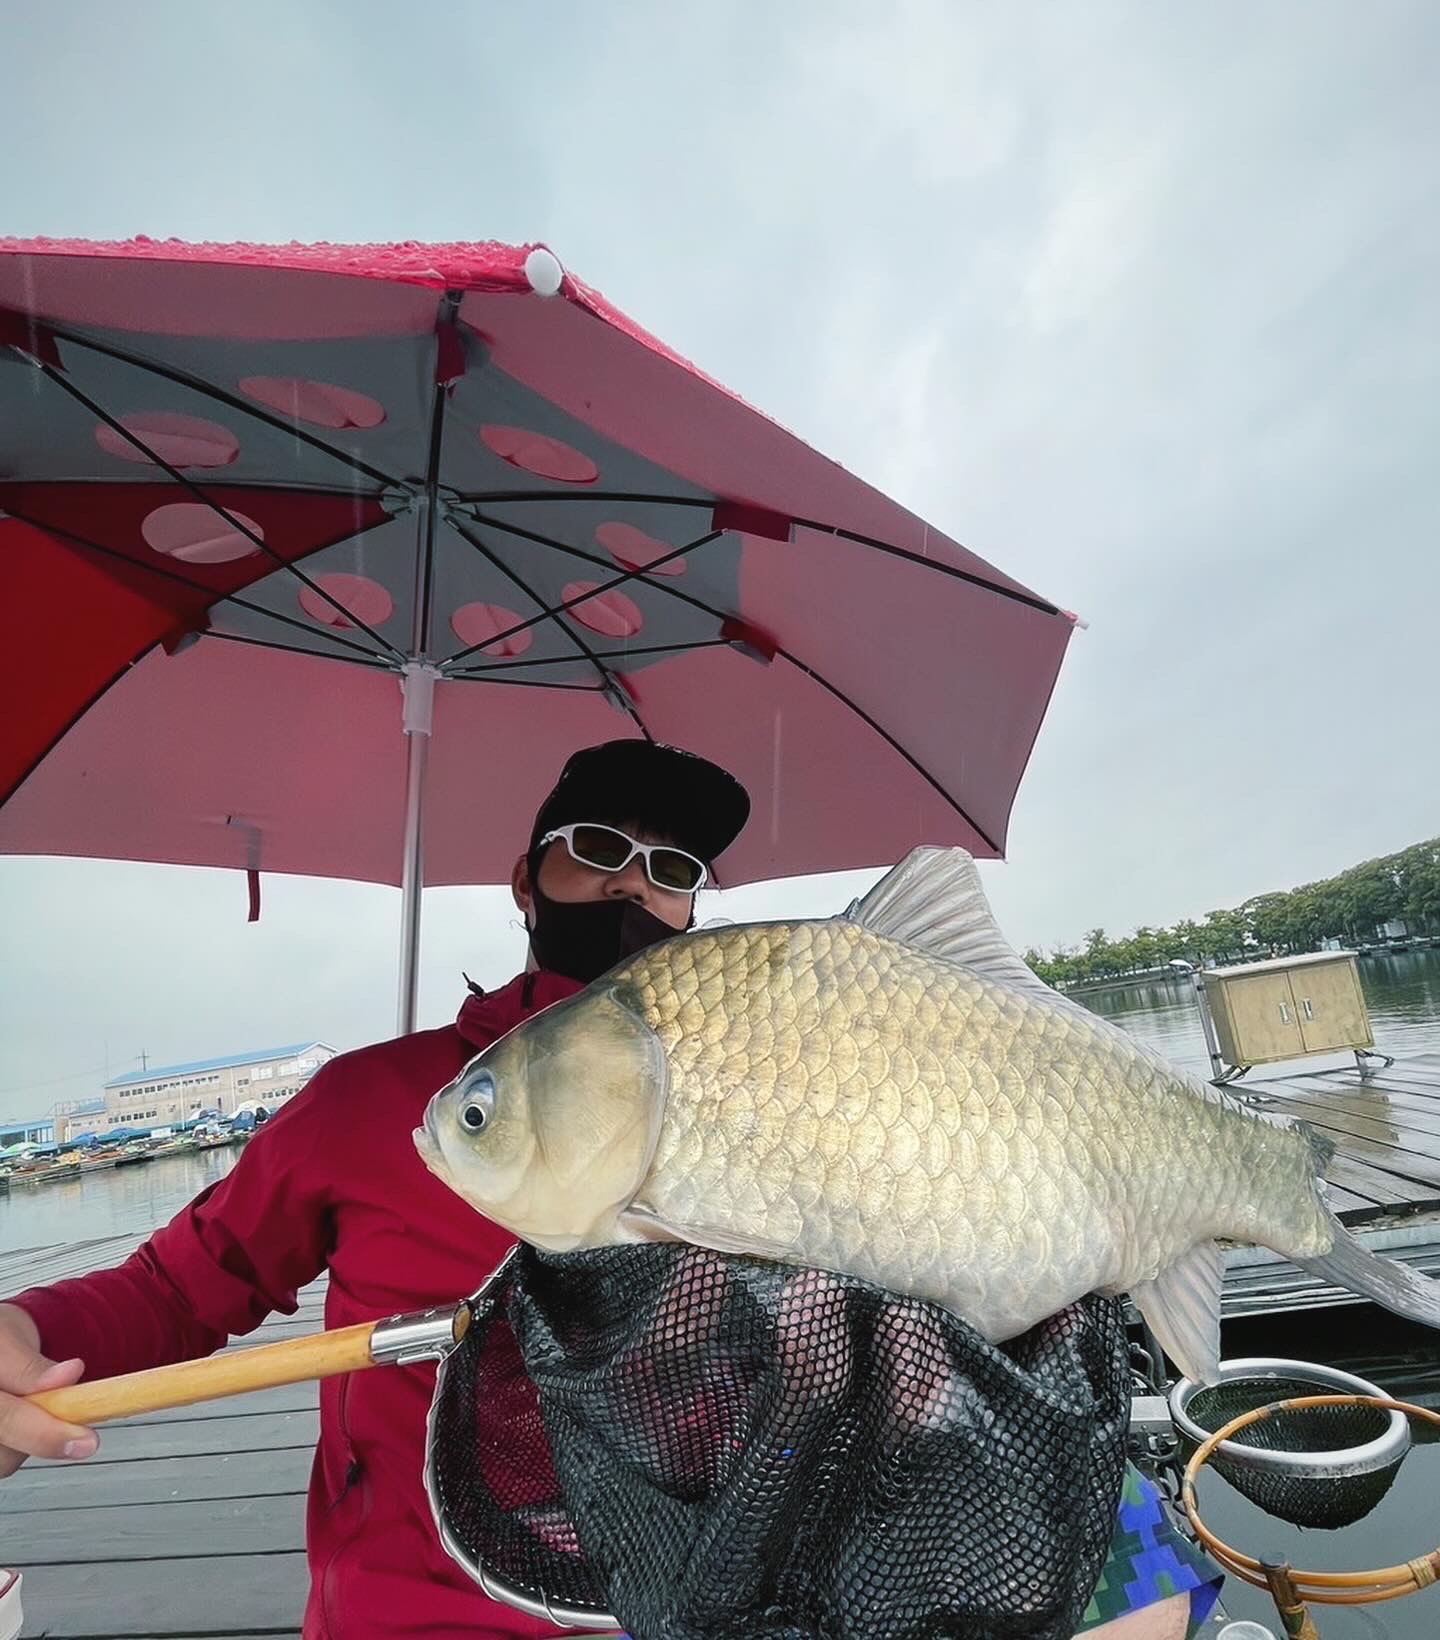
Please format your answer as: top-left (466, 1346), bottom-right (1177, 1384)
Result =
top-left (416, 847), bottom-right (1439, 1382)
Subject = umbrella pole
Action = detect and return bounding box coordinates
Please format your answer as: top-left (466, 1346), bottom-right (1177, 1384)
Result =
top-left (397, 663), bottom-right (439, 1037)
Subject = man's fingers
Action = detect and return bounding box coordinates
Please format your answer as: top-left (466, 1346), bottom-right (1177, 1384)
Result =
top-left (28, 1355), bottom-right (85, 1393)
top-left (0, 1393), bottom-right (99, 1464)
top-left (0, 1317), bottom-right (96, 1476)
top-left (0, 1356), bottom-right (98, 1468)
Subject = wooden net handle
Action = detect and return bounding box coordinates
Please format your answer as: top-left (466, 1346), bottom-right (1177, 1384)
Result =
top-left (29, 1321), bottom-right (379, 1425)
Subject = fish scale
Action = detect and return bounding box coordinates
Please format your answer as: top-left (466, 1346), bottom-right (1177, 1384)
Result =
top-left (633, 919), bottom-right (1201, 1337)
top-left (418, 845), bottom-right (1440, 1384)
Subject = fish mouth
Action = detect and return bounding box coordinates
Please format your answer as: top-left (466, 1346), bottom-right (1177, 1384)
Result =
top-left (412, 1104), bottom-right (450, 1185)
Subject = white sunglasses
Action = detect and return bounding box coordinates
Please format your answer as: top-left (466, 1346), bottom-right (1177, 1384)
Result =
top-left (539, 823), bottom-right (709, 892)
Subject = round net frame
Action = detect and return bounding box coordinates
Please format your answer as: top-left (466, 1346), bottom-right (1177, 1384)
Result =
top-left (426, 1244), bottom-right (1132, 1640)
top-left (1170, 1360), bottom-right (1411, 1530)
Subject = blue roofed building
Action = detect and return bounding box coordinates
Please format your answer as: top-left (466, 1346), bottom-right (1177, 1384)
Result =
top-left (55, 1096), bottom-right (108, 1143)
top-left (102, 1041), bottom-right (336, 1129)
top-left (0, 1113), bottom-right (57, 1148)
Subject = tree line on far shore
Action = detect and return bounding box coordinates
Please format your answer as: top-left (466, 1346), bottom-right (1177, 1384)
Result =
top-left (1023, 836), bottom-right (1440, 989)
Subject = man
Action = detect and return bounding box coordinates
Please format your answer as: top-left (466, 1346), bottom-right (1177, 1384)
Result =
top-left (0, 739), bottom-right (749, 1639)
top-left (0, 739), bottom-right (1213, 1640)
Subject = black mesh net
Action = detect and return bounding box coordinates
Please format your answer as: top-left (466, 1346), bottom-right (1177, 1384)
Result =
top-left (428, 1244), bottom-right (1131, 1640)
top-left (1180, 1375), bottom-right (1406, 1529)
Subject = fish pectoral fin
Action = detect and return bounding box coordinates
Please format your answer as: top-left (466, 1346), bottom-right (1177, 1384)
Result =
top-left (1129, 1240), bottom-right (1226, 1386)
top-left (618, 1204), bottom-right (802, 1264)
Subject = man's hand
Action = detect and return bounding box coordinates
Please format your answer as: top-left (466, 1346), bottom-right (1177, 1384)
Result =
top-left (0, 1304), bottom-right (98, 1477)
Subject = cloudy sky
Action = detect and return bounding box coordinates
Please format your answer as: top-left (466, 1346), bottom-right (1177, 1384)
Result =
top-left (2, 1), bottom-right (1437, 1124)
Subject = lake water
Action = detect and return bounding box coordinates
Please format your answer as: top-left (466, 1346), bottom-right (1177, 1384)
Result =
top-left (1, 1143), bottom-right (242, 1253)
top-left (1078, 947), bottom-right (1440, 1080)
top-left (3, 953), bottom-right (1438, 1637)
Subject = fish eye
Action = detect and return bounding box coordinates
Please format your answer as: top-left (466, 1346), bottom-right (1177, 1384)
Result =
top-left (458, 1069), bottom-right (495, 1135)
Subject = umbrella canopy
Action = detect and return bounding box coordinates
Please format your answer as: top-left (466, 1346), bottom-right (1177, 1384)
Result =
top-left (0, 238), bottom-right (1074, 1024)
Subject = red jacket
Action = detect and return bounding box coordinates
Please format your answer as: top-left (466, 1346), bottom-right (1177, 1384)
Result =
top-left (11, 971), bottom-right (590, 1639)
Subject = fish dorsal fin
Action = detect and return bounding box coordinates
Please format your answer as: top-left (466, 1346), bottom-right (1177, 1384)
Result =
top-left (844, 845), bottom-right (1062, 1004)
top-left (1129, 1240), bottom-right (1225, 1386)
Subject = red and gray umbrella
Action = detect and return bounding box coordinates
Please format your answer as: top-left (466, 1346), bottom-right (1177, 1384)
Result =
top-left (0, 238), bottom-right (1074, 1027)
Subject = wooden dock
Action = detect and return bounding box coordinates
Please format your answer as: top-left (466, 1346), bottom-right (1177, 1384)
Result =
top-left (2, 1053), bottom-right (1439, 1637)
top-left (0, 1233), bottom-right (314, 1638)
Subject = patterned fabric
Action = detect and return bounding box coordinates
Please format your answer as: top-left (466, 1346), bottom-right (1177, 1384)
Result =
top-left (1076, 1465), bottom-right (1225, 1637)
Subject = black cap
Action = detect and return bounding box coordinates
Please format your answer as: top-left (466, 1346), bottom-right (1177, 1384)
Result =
top-left (529, 741), bottom-right (750, 868)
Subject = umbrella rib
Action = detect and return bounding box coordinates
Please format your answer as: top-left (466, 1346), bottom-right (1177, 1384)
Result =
top-left (38, 325), bottom-right (403, 490)
top-left (441, 524), bottom-right (721, 669)
top-left (772, 645), bottom-right (1001, 854)
top-left (202, 628), bottom-right (397, 670)
top-left (4, 649), bottom-right (153, 808)
top-left (446, 517), bottom-right (655, 743)
top-left (449, 638), bottom-right (731, 677)
top-left (460, 507), bottom-right (729, 644)
top-left (31, 361), bottom-right (410, 662)
top-left (1, 502), bottom-right (398, 666)
top-left (442, 673), bottom-right (609, 694)
top-left (14, 478), bottom-right (401, 501)
top-left (455, 509), bottom-right (1002, 849)
top-left (456, 489), bottom-right (1062, 617)
top-left (203, 629), bottom-right (600, 690)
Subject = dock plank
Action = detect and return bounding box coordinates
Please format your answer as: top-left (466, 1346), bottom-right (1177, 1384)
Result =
top-left (1245, 1093), bottom-right (1440, 1157)
top-left (0, 1448), bottom-right (313, 1511)
top-left (1262, 1098), bottom-right (1440, 1147)
top-left (1321, 1180), bottom-right (1392, 1219)
top-left (1326, 1153), bottom-right (1437, 1209)
top-left (29, 1409), bottom-right (318, 1467)
top-left (1241, 1070), bottom-right (1440, 1121)
top-left (15, 1551), bottom-right (308, 1637)
top-left (4, 1492), bottom-right (306, 1565)
top-left (1266, 1075), bottom-right (1440, 1115)
top-left (1254, 1103), bottom-right (1440, 1188)
top-left (1341, 1065), bottom-right (1440, 1095)
top-left (1264, 1079), bottom-right (1440, 1124)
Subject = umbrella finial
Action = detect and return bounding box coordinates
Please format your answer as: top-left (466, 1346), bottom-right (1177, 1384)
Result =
top-left (524, 248), bottom-right (564, 298)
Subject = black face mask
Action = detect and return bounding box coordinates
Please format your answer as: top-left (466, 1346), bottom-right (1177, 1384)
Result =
top-left (526, 880), bottom-right (685, 985)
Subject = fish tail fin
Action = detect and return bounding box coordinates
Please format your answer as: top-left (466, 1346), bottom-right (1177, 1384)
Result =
top-left (1295, 1214), bottom-right (1440, 1331)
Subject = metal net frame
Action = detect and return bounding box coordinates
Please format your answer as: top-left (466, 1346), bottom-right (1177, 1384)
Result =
top-left (1170, 1359), bottom-right (1412, 1530)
